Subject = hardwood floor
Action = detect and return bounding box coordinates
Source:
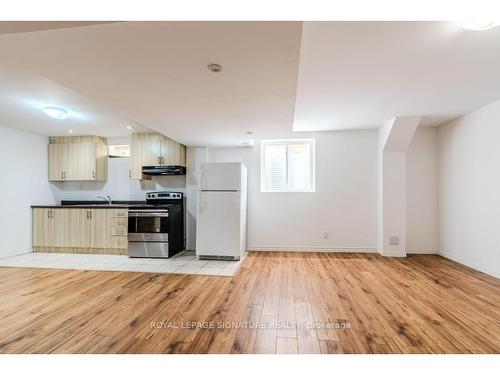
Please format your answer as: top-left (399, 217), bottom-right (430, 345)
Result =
top-left (0, 252), bottom-right (499, 353)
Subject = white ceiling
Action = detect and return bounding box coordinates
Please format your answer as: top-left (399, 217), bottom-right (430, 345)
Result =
top-left (0, 22), bottom-right (116, 35)
top-left (294, 21), bottom-right (500, 131)
top-left (0, 21), bottom-right (499, 145)
top-left (0, 65), bottom-right (150, 137)
top-left (0, 22), bottom-right (302, 146)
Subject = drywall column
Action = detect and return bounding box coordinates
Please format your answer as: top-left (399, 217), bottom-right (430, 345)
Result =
top-left (378, 116), bottom-right (421, 257)
top-left (185, 147), bottom-right (209, 250)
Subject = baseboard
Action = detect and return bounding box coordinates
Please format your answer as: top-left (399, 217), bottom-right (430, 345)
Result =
top-left (247, 246), bottom-right (377, 253)
top-left (34, 246), bottom-right (127, 255)
top-left (380, 251), bottom-right (407, 257)
top-left (438, 250), bottom-right (500, 279)
top-left (406, 249), bottom-right (439, 254)
top-left (0, 250), bottom-right (32, 260)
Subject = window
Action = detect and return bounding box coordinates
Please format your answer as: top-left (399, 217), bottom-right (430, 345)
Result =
top-left (108, 144), bottom-right (130, 158)
top-left (260, 139), bottom-right (315, 192)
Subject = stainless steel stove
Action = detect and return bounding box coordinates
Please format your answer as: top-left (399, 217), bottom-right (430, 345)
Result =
top-left (128, 191), bottom-right (184, 258)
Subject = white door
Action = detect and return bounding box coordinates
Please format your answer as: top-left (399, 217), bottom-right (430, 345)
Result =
top-left (200, 162), bottom-right (241, 191)
top-left (196, 191), bottom-right (241, 257)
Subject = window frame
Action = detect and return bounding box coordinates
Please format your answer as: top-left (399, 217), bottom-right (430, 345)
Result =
top-left (260, 138), bottom-right (316, 193)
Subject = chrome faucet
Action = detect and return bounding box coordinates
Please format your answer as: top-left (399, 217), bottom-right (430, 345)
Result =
top-left (97, 195), bottom-right (112, 205)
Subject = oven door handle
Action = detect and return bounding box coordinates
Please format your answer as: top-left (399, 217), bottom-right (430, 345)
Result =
top-left (128, 211), bottom-right (169, 217)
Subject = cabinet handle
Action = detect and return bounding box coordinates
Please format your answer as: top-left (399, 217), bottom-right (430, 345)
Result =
top-left (129, 170), bottom-right (132, 178)
top-left (87, 210), bottom-right (90, 219)
top-left (158, 156), bottom-right (161, 165)
top-left (90, 211), bottom-right (93, 219)
top-left (61, 171), bottom-right (64, 180)
top-left (47, 210), bottom-right (51, 219)
top-left (92, 170), bottom-right (95, 179)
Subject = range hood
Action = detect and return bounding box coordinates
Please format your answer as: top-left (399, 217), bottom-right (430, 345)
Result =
top-left (142, 165), bottom-right (186, 176)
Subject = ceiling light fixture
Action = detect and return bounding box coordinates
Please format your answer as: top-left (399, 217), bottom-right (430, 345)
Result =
top-left (68, 130), bottom-right (74, 134)
top-left (43, 106), bottom-right (70, 119)
top-left (126, 126), bottom-right (134, 130)
top-left (246, 131), bottom-right (253, 135)
top-left (208, 63), bottom-right (223, 73)
top-left (460, 20), bottom-right (500, 31)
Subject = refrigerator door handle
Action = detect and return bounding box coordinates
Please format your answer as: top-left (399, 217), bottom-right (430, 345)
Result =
top-left (200, 170), bottom-right (205, 190)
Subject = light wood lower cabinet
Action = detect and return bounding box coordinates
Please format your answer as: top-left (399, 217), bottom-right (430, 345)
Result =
top-left (33, 208), bottom-right (71, 248)
top-left (89, 209), bottom-right (111, 248)
top-left (33, 208), bottom-right (128, 254)
top-left (68, 209), bottom-right (91, 248)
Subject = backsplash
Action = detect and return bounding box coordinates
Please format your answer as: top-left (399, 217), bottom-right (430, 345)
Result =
top-left (50, 157), bottom-right (186, 202)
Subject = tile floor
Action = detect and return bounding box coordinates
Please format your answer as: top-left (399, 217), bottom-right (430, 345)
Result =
top-left (0, 251), bottom-right (242, 276)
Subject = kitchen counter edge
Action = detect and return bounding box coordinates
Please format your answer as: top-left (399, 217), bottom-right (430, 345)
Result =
top-left (31, 205), bottom-right (130, 209)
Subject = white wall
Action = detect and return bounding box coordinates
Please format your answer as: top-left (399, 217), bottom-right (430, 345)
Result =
top-left (406, 128), bottom-right (439, 253)
top-left (188, 131), bottom-right (380, 251)
top-left (0, 126), bottom-right (56, 258)
top-left (438, 99), bottom-right (500, 278)
top-left (377, 116), bottom-right (421, 257)
top-left (379, 151), bottom-right (407, 256)
top-left (186, 147), bottom-right (208, 251)
top-left (51, 157), bottom-right (186, 201)
top-left (0, 126), bottom-right (439, 259)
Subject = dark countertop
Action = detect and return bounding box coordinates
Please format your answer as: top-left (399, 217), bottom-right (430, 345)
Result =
top-left (31, 204), bottom-right (130, 209)
top-left (31, 200), bottom-right (145, 209)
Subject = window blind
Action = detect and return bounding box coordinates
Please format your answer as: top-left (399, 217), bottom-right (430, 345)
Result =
top-left (261, 139), bottom-right (315, 192)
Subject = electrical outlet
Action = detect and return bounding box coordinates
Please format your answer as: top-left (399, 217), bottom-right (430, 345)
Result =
top-left (323, 231), bottom-right (329, 239)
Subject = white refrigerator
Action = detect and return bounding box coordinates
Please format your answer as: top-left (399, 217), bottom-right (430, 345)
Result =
top-left (196, 162), bottom-right (247, 260)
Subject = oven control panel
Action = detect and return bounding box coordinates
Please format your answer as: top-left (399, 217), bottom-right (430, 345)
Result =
top-left (146, 191), bottom-right (183, 200)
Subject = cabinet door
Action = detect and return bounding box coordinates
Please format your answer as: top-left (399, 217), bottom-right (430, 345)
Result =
top-left (161, 137), bottom-right (175, 165)
top-left (129, 138), bottom-right (143, 179)
top-left (33, 208), bottom-right (52, 247)
top-left (141, 134), bottom-right (162, 166)
top-left (48, 144), bottom-right (66, 181)
top-left (69, 209), bottom-right (91, 248)
top-left (65, 143), bottom-right (96, 180)
top-left (173, 142), bottom-right (182, 166)
top-left (51, 209), bottom-right (71, 247)
top-left (89, 209), bottom-right (111, 248)
top-left (179, 144), bottom-right (186, 167)
top-left (95, 143), bottom-right (108, 181)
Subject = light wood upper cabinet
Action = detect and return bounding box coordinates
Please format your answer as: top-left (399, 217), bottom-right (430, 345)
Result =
top-left (48, 136), bottom-right (108, 182)
top-left (161, 137), bottom-right (175, 165)
top-left (48, 143), bottom-right (67, 181)
top-left (129, 137), bottom-right (143, 180)
top-left (129, 132), bottom-right (186, 179)
top-left (139, 133), bottom-right (163, 167)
